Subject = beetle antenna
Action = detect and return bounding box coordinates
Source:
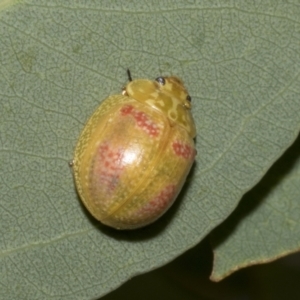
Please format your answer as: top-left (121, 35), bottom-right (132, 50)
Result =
top-left (127, 69), bottom-right (132, 82)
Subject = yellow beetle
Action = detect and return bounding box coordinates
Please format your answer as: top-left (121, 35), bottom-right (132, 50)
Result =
top-left (73, 70), bottom-right (196, 230)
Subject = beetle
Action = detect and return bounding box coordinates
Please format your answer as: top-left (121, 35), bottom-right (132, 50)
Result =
top-left (72, 70), bottom-right (196, 230)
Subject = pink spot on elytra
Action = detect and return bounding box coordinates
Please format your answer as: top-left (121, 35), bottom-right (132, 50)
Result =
top-left (120, 104), bottom-right (159, 137)
top-left (172, 141), bottom-right (194, 159)
top-left (138, 184), bottom-right (176, 216)
top-left (93, 143), bottom-right (124, 193)
top-left (120, 105), bottom-right (134, 116)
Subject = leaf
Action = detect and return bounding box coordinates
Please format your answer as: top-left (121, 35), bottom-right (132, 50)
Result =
top-left (1, 1), bottom-right (300, 299)
top-left (211, 134), bottom-right (300, 281)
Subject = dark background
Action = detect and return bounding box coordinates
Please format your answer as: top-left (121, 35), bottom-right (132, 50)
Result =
top-left (102, 237), bottom-right (300, 300)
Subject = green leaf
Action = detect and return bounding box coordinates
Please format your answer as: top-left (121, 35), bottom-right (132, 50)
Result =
top-left (211, 135), bottom-right (300, 281)
top-left (1, 1), bottom-right (300, 299)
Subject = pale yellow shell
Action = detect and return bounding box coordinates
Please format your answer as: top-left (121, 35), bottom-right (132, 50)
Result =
top-left (73, 76), bottom-right (196, 229)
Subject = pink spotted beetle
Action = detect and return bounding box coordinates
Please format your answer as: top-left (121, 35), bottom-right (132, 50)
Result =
top-left (72, 71), bottom-right (196, 229)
